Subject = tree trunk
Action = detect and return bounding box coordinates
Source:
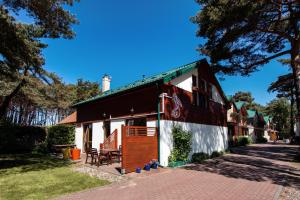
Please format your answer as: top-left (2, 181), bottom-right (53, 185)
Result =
top-left (292, 54), bottom-right (300, 136)
top-left (0, 79), bottom-right (26, 120)
top-left (290, 89), bottom-right (295, 136)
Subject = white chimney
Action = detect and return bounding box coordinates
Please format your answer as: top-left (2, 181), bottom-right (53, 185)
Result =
top-left (102, 74), bottom-right (111, 92)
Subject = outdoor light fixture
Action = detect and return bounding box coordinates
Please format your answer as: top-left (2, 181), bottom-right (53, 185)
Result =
top-left (130, 107), bottom-right (134, 114)
top-left (103, 112), bottom-right (106, 117)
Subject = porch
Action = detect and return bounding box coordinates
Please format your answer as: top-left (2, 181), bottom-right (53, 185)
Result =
top-left (78, 124), bottom-right (159, 174)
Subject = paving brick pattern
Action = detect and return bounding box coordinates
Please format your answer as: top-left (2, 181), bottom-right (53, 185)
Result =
top-left (57, 143), bottom-right (300, 200)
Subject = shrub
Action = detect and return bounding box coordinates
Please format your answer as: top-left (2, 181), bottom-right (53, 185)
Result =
top-left (256, 136), bottom-right (268, 144)
top-left (237, 136), bottom-right (252, 146)
top-left (0, 122), bottom-right (46, 153)
top-left (47, 125), bottom-right (75, 149)
top-left (168, 125), bottom-right (192, 162)
top-left (32, 142), bottom-right (49, 154)
top-left (191, 152), bottom-right (209, 163)
top-left (210, 151), bottom-right (224, 158)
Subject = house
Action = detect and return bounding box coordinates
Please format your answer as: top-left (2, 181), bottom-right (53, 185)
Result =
top-left (247, 110), bottom-right (266, 142)
top-left (227, 100), bottom-right (248, 139)
top-left (263, 116), bottom-right (277, 141)
top-left (63, 59), bottom-right (230, 169)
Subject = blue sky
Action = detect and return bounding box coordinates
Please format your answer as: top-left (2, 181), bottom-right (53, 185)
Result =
top-left (36, 0), bottom-right (289, 105)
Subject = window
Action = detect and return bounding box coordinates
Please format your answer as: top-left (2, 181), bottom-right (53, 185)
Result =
top-left (192, 91), bottom-right (198, 106)
top-left (208, 84), bottom-right (213, 100)
top-left (126, 118), bottom-right (146, 126)
top-left (198, 79), bottom-right (206, 92)
top-left (192, 75), bottom-right (197, 87)
top-left (198, 94), bottom-right (208, 109)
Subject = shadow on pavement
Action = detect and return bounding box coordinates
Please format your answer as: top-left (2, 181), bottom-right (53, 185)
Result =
top-left (183, 144), bottom-right (300, 189)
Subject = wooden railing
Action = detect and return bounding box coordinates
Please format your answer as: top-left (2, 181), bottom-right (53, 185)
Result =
top-left (102, 129), bottom-right (118, 149)
top-left (123, 126), bottom-right (157, 137)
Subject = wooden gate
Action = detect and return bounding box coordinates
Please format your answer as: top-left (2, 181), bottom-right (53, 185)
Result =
top-left (121, 125), bottom-right (158, 173)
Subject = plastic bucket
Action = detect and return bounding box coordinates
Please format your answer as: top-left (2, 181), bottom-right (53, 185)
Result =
top-left (71, 149), bottom-right (81, 160)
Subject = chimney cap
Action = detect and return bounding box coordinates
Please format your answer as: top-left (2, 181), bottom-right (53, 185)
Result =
top-left (102, 74), bottom-right (111, 79)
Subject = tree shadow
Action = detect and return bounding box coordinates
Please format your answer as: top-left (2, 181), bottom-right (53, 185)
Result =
top-left (183, 145), bottom-right (300, 189)
top-left (230, 144), bottom-right (300, 162)
top-left (0, 154), bottom-right (72, 175)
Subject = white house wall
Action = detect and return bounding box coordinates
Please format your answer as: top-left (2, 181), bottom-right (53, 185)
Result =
top-left (170, 69), bottom-right (198, 92)
top-left (159, 120), bottom-right (228, 167)
top-left (92, 122), bottom-right (104, 151)
top-left (75, 124), bottom-right (83, 151)
top-left (110, 119), bottom-right (125, 147)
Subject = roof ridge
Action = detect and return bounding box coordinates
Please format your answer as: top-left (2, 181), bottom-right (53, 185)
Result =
top-left (73, 60), bottom-right (202, 106)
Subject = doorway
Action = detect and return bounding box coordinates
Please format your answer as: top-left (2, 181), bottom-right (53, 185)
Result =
top-left (104, 120), bottom-right (111, 139)
top-left (83, 124), bottom-right (93, 153)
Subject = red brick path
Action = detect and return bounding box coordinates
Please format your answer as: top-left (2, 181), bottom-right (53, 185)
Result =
top-left (57, 143), bottom-right (300, 200)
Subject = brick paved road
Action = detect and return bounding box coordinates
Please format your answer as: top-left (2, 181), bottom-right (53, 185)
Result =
top-left (57, 143), bottom-right (300, 200)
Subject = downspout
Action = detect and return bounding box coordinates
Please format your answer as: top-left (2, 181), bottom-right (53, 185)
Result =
top-left (156, 82), bottom-right (161, 164)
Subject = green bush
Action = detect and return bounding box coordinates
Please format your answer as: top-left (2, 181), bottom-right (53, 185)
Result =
top-left (168, 125), bottom-right (192, 162)
top-left (47, 125), bottom-right (75, 150)
top-left (191, 152), bottom-right (209, 163)
top-left (256, 136), bottom-right (268, 144)
top-left (237, 136), bottom-right (252, 146)
top-left (210, 151), bottom-right (224, 158)
top-left (0, 122), bottom-right (46, 153)
top-left (32, 142), bottom-right (49, 154)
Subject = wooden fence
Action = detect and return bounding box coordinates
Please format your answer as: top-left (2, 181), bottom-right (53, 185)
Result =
top-left (121, 125), bottom-right (158, 173)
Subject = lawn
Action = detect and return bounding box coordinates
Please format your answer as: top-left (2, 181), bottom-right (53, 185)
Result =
top-left (0, 154), bottom-right (110, 200)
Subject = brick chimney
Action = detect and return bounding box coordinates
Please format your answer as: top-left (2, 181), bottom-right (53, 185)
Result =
top-left (102, 74), bottom-right (111, 92)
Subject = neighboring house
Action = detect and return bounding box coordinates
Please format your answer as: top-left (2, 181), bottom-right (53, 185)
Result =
top-left (227, 100), bottom-right (248, 139)
top-left (61, 59), bottom-right (230, 167)
top-left (247, 110), bottom-right (266, 141)
top-left (263, 116), bottom-right (277, 141)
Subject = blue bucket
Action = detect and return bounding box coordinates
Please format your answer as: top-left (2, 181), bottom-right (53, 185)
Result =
top-left (136, 168), bottom-right (141, 173)
top-left (144, 164), bottom-right (151, 171)
top-left (152, 163), bottom-right (158, 169)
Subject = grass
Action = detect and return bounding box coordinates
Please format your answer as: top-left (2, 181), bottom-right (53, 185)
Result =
top-left (0, 154), bottom-right (110, 200)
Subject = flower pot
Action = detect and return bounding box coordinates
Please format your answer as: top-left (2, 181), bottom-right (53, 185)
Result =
top-left (136, 168), bottom-right (141, 173)
top-left (151, 163), bottom-right (158, 169)
top-left (144, 164), bottom-right (151, 171)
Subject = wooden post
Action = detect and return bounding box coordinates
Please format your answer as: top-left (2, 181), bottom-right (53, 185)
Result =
top-left (121, 125), bottom-right (125, 173)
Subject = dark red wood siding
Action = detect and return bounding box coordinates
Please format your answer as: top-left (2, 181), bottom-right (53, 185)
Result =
top-left (76, 85), bottom-right (159, 123)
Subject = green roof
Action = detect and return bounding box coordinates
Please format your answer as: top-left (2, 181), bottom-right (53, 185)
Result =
top-left (247, 110), bottom-right (256, 118)
top-left (74, 59), bottom-right (206, 106)
top-left (234, 101), bottom-right (247, 111)
top-left (264, 116), bottom-right (270, 123)
top-left (226, 95), bottom-right (233, 101)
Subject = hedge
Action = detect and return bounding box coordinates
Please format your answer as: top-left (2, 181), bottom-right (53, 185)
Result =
top-left (47, 125), bottom-right (75, 149)
top-left (0, 122), bottom-right (46, 153)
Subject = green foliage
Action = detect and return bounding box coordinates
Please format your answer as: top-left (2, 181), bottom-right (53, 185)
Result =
top-left (210, 151), bottom-right (224, 158)
top-left (264, 98), bottom-right (291, 139)
top-left (191, 152), bottom-right (209, 163)
top-left (0, 122), bottom-right (46, 153)
top-left (62, 148), bottom-right (71, 159)
top-left (230, 136), bottom-right (252, 147)
top-left (237, 136), bottom-right (252, 146)
top-left (75, 79), bottom-right (101, 103)
top-left (47, 125), bottom-right (75, 149)
top-left (168, 125), bottom-right (192, 162)
top-left (255, 137), bottom-right (268, 144)
top-left (0, 0), bottom-right (79, 119)
top-left (232, 91), bottom-right (265, 112)
top-left (191, 1), bottom-right (300, 124)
